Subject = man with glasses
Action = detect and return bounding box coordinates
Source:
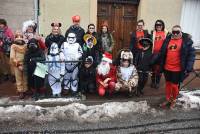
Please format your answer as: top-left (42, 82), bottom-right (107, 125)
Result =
top-left (159, 25), bottom-right (195, 109)
top-left (65, 15), bottom-right (85, 47)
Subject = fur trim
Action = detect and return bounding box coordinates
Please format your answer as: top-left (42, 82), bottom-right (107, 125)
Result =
top-left (22, 20), bottom-right (36, 33)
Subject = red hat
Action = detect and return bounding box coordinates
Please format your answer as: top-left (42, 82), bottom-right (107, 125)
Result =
top-left (72, 15), bottom-right (80, 22)
top-left (101, 21), bottom-right (108, 27)
top-left (102, 52), bottom-right (112, 63)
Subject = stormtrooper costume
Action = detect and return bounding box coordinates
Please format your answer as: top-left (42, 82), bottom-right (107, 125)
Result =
top-left (60, 33), bottom-right (83, 94)
top-left (47, 42), bottom-right (62, 96)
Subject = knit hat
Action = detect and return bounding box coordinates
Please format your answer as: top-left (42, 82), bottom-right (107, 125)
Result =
top-left (72, 15), bottom-right (80, 22)
top-left (102, 52), bottom-right (112, 63)
top-left (101, 21), bottom-right (108, 28)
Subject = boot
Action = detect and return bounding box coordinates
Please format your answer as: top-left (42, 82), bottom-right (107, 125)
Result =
top-left (19, 92), bottom-right (25, 99)
top-left (32, 93), bottom-right (39, 101)
top-left (3, 74), bottom-right (9, 81)
top-left (10, 75), bottom-right (16, 83)
top-left (169, 99), bottom-right (176, 110)
top-left (151, 74), bottom-right (156, 88)
top-left (62, 89), bottom-right (70, 96)
top-left (155, 75), bottom-right (161, 89)
top-left (159, 101), bottom-right (171, 108)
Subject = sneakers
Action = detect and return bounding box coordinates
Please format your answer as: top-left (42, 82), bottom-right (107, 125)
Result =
top-left (52, 94), bottom-right (61, 98)
top-left (159, 101), bottom-right (171, 108)
top-left (159, 99), bottom-right (176, 109)
top-left (169, 100), bottom-right (176, 110)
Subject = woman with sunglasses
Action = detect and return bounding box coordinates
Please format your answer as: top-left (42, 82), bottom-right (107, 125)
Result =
top-left (159, 25), bottom-right (195, 109)
top-left (151, 20), bottom-right (169, 89)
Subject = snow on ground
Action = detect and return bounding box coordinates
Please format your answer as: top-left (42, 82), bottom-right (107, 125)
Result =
top-left (36, 98), bottom-right (80, 103)
top-left (177, 90), bottom-right (200, 109)
top-left (0, 101), bottom-right (149, 122)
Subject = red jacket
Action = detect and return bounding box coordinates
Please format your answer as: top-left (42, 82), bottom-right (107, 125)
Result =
top-left (96, 65), bottom-right (117, 86)
top-left (0, 26), bottom-right (14, 52)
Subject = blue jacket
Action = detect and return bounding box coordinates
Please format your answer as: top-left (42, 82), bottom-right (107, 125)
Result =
top-left (159, 32), bottom-right (196, 82)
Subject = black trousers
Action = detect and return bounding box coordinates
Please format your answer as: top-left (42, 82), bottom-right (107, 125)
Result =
top-left (137, 72), bottom-right (149, 91)
top-left (80, 81), bottom-right (96, 93)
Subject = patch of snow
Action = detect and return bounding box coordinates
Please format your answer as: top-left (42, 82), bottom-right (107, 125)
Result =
top-left (177, 90), bottom-right (200, 109)
top-left (0, 98), bottom-right (10, 105)
top-left (0, 101), bottom-right (150, 122)
top-left (36, 98), bottom-right (80, 103)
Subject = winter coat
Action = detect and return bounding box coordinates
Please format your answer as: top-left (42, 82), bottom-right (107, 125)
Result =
top-left (130, 30), bottom-right (150, 53)
top-left (24, 45), bottom-right (46, 89)
top-left (0, 26), bottom-right (14, 55)
top-left (65, 25), bottom-right (85, 47)
top-left (79, 64), bottom-right (96, 84)
top-left (159, 33), bottom-right (195, 82)
top-left (45, 33), bottom-right (65, 55)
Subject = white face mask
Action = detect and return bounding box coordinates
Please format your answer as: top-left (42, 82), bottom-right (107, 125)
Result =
top-left (67, 33), bottom-right (76, 44)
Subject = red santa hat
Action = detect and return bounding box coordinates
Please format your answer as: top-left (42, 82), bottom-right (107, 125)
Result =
top-left (102, 52), bottom-right (112, 63)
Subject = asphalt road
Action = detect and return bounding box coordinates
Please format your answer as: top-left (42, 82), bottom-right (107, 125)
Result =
top-left (0, 104), bottom-right (200, 133)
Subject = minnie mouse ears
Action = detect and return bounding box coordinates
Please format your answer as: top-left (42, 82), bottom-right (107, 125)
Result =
top-left (51, 22), bottom-right (62, 27)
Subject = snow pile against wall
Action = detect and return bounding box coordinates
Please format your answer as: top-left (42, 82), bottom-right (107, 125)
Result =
top-left (0, 101), bottom-right (149, 123)
top-left (177, 90), bottom-right (200, 109)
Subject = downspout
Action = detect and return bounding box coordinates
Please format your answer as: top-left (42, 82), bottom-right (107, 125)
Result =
top-left (34, 0), bottom-right (39, 34)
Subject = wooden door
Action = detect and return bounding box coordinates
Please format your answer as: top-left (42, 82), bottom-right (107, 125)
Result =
top-left (97, 0), bottom-right (138, 58)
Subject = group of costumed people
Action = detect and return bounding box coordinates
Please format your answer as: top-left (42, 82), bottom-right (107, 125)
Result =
top-left (1, 15), bottom-right (196, 109)
top-left (7, 15), bottom-right (139, 101)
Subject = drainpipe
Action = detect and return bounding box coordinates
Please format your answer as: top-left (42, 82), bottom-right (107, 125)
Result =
top-left (34, 0), bottom-right (39, 33)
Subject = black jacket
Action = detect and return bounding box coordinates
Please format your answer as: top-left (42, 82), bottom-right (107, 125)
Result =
top-left (24, 47), bottom-right (46, 89)
top-left (159, 33), bottom-right (195, 82)
top-left (130, 30), bottom-right (150, 53)
top-left (79, 65), bottom-right (96, 84)
top-left (45, 33), bottom-right (65, 54)
top-left (65, 25), bottom-right (85, 46)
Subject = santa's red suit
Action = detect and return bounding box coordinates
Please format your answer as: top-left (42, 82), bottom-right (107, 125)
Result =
top-left (96, 52), bottom-right (117, 96)
top-left (96, 65), bottom-right (116, 96)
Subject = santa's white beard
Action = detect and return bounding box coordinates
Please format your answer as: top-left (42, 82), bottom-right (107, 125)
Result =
top-left (97, 62), bottom-right (110, 76)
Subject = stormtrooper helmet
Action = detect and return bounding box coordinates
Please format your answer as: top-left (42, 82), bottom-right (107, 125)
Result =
top-left (49, 43), bottom-right (59, 55)
top-left (67, 33), bottom-right (76, 44)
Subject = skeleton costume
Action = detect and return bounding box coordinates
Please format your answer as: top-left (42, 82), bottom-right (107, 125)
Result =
top-left (115, 50), bottom-right (138, 93)
top-left (47, 43), bottom-right (63, 96)
top-left (60, 33), bottom-right (83, 94)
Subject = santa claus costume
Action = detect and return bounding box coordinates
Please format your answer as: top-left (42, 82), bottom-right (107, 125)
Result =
top-left (60, 32), bottom-right (83, 96)
top-left (115, 49), bottom-right (138, 96)
top-left (10, 32), bottom-right (27, 99)
top-left (96, 52), bottom-right (117, 97)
